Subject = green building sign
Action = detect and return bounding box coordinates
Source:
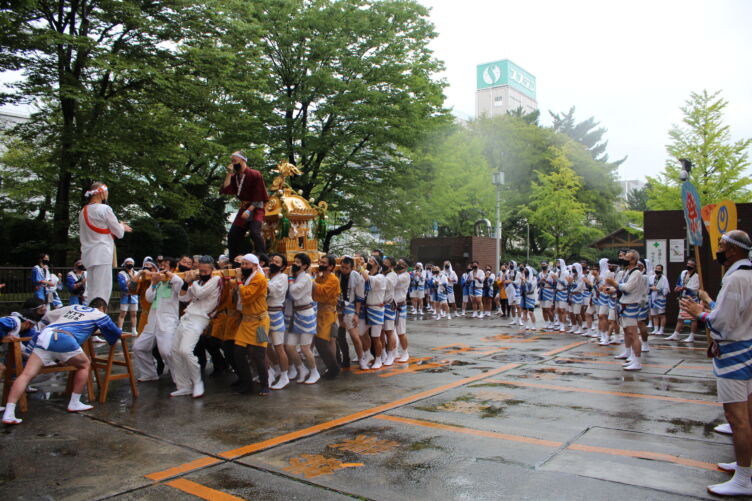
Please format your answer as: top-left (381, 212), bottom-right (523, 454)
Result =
top-left (476, 59), bottom-right (536, 99)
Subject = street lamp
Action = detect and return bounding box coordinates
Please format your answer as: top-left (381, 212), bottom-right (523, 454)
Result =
top-left (492, 171), bottom-right (504, 276)
top-left (525, 218), bottom-right (530, 262)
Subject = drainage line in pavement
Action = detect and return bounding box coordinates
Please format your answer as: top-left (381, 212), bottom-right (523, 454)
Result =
top-left (533, 426), bottom-right (592, 470)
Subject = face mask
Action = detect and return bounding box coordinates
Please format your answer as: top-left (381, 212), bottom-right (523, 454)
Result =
top-left (125, 264), bottom-right (133, 270)
top-left (42, 259), bottom-right (50, 265)
top-left (686, 264), bottom-right (695, 270)
top-left (618, 258), bottom-right (628, 266)
top-left (366, 263), bottom-right (373, 272)
top-left (269, 263), bottom-right (282, 274)
top-left (541, 266), bottom-right (547, 270)
top-left (444, 264), bottom-right (450, 270)
top-left (655, 271), bottom-right (662, 276)
top-left (101, 198), bottom-right (109, 205)
top-left (715, 251), bottom-right (728, 267)
top-left (178, 264), bottom-right (190, 272)
top-left (472, 265), bottom-right (478, 270)
top-left (241, 268), bottom-right (252, 278)
top-left (291, 264), bottom-right (301, 275)
top-left (77, 266), bottom-right (86, 272)
top-left (395, 264), bottom-right (405, 272)
top-left (199, 274), bottom-right (212, 282)
top-left (466, 268), bottom-right (471, 273)
top-left (233, 163), bottom-right (242, 173)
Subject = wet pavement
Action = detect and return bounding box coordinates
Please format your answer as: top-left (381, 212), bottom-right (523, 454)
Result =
top-left (0, 314), bottom-right (735, 500)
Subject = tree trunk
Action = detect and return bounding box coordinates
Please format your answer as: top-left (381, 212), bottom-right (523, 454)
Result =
top-left (322, 220), bottom-right (353, 253)
top-left (36, 193), bottom-right (52, 221)
top-left (53, 96), bottom-right (77, 265)
top-left (52, 169), bottom-right (73, 265)
top-left (555, 234), bottom-right (560, 258)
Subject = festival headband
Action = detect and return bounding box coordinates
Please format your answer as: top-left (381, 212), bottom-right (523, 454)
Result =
top-left (721, 233), bottom-right (752, 251)
top-left (11, 311), bottom-right (32, 324)
top-left (231, 151), bottom-right (247, 162)
top-left (85, 184), bottom-right (108, 198)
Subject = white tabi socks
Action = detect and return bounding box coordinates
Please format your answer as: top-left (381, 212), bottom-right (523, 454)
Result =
top-left (2, 403), bottom-right (22, 424)
top-left (67, 392), bottom-right (94, 412)
top-left (708, 465), bottom-right (752, 496)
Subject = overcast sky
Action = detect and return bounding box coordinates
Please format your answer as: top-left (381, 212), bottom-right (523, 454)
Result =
top-left (419, 0), bottom-right (752, 182)
top-left (2, 1), bottom-right (750, 183)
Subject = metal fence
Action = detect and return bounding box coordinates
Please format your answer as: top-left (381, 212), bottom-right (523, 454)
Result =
top-left (0, 266), bottom-right (125, 314)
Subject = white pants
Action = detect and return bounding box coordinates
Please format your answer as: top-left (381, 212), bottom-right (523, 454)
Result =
top-left (85, 264), bottom-right (113, 304)
top-left (170, 314), bottom-right (209, 391)
top-left (133, 328), bottom-right (174, 380)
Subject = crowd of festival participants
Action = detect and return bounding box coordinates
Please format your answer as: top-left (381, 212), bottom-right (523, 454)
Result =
top-left (2, 177), bottom-right (752, 496)
top-left (0, 245), bottom-right (720, 404)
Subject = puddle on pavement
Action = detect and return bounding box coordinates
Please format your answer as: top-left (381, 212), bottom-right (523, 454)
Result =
top-left (416, 393), bottom-right (523, 418)
top-left (407, 437), bottom-right (445, 451)
top-left (491, 354), bottom-right (545, 363)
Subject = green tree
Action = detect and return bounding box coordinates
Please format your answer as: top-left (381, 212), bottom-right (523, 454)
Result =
top-left (647, 90), bottom-right (752, 210)
top-left (626, 185), bottom-right (649, 211)
top-left (236, 0), bottom-right (448, 238)
top-left (470, 114), bottom-right (620, 257)
top-left (550, 106), bottom-right (626, 165)
top-left (0, 0), bottom-right (234, 262)
top-left (521, 146), bottom-right (597, 258)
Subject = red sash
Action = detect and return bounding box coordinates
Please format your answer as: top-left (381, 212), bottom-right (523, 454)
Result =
top-left (83, 205), bottom-right (112, 235)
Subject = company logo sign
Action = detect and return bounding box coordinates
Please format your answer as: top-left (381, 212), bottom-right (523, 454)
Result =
top-left (482, 65), bottom-right (502, 86)
top-left (476, 59), bottom-right (536, 99)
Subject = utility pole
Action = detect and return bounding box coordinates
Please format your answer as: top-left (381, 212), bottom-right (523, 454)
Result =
top-left (492, 171), bottom-right (505, 276)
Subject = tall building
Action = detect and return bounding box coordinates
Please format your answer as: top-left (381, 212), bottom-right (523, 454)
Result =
top-left (475, 59), bottom-right (537, 117)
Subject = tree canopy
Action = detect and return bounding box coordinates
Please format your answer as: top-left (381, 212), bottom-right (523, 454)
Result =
top-left (647, 90), bottom-right (752, 210)
top-left (0, 0), bottom-right (447, 264)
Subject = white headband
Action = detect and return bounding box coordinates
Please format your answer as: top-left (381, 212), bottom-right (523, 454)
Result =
top-left (722, 233), bottom-right (752, 250)
top-left (241, 253), bottom-right (259, 265)
top-left (85, 185), bottom-right (108, 198)
top-left (231, 151), bottom-right (247, 162)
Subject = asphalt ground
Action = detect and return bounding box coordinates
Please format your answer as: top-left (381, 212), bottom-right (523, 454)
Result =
top-left (0, 312), bottom-right (735, 500)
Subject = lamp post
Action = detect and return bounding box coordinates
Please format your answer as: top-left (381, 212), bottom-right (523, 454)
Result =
top-left (526, 218), bottom-right (530, 263)
top-left (492, 171), bottom-right (505, 276)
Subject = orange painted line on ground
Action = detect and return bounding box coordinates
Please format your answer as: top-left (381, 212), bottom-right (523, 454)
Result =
top-left (145, 456), bottom-right (222, 482)
top-left (377, 362), bottom-right (446, 378)
top-left (375, 414), bottom-right (562, 447)
top-left (165, 478), bottom-right (246, 501)
top-left (648, 344), bottom-right (705, 352)
top-left (351, 357), bottom-right (431, 375)
top-left (566, 443), bottom-right (720, 471)
top-left (484, 379), bottom-right (721, 407)
top-left (556, 357), bottom-right (711, 371)
top-left (379, 415), bottom-right (721, 472)
top-left (481, 334), bottom-right (541, 343)
top-left (542, 341), bottom-right (588, 356)
top-left (217, 363), bottom-right (521, 459)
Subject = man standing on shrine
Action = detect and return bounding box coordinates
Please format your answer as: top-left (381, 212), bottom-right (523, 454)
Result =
top-left (220, 151), bottom-right (269, 258)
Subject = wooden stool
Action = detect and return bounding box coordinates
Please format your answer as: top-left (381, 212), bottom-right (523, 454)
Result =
top-left (2, 337), bottom-right (95, 413)
top-left (88, 334), bottom-right (139, 404)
